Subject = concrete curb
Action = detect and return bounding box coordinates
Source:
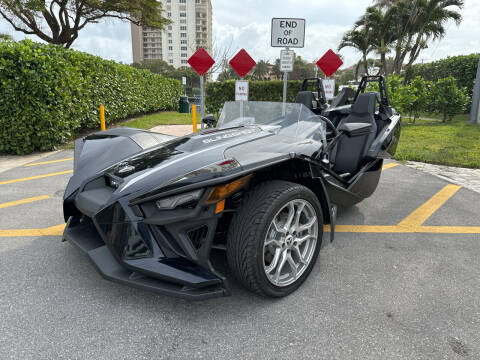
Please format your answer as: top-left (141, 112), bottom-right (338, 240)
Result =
top-left (0, 151), bottom-right (60, 174)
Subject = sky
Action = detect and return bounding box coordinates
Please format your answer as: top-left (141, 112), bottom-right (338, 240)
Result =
top-left (1, 0), bottom-right (479, 73)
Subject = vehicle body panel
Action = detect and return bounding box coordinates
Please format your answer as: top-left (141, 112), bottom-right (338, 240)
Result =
top-left (63, 86), bottom-right (401, 299)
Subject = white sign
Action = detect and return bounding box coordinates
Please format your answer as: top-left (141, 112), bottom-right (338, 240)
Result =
top-left (182, 76), bottom-right (187, 85)
top-left (271, 18), bottom-right (305, 48)
top-left (322, 79), bottom-right (335, 100)
top-left (280, 49), bottom-right (295, 72)
top-left (235, 80), bottom-right (249, 101)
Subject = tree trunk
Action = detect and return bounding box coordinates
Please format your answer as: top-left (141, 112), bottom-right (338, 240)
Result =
top-left (393, 40), bottom-right (403, 75)
top-left (403, 33), bottom-right (423, 83)
top-left (354, 60), bottom-right (360, 82)
top-left (381, 52), bottom-right (387, 76)
top-left (363, 53), bottom-right (369, 76)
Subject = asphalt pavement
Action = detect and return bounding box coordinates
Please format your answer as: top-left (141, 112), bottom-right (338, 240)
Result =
top-left (0, 151), bottom-right (479, 360)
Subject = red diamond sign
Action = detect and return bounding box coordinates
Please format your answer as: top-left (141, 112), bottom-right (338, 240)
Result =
top-left (188, 47), bottom-right (215, 76)
top-left (229, 49), bottom-right (256, 78)
top-left (316, 49), bottom-right (343, 77)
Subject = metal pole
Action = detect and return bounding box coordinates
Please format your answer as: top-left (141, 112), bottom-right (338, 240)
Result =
top-left (100, 105), bottom-right (106, 131)
top-left (282, 71), bottom-right (288, 116)
top-left (469, 57), bottom-right (480, 124)
top-left (200, 75), bottom-right (205, 129)
top-left (192, 104), bottom-right (197, 133)
top-left (239, 78), bottom-right (244, 119)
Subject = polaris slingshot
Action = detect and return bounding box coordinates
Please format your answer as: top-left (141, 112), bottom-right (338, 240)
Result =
top-left (63, 76), bottom-right (401, 299)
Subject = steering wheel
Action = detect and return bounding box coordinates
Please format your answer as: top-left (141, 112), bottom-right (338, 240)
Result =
top-left (315, 115), bottom-right (339, 137)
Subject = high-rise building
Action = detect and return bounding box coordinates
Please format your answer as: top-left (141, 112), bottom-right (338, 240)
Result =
top-left (131, 0), bottom-right (212, 68)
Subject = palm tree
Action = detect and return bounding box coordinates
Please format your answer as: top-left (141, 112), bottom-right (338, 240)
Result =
top-left (373, 0), bottom-right (400, 7)
top-left (403, 0), bottom-right (464, 77)
top-left (338, 28), bottom-right (372, 80)
top-left (253, 60), bottom-right (270, 81)
top-left (355, 6), bottom-right (397, 76)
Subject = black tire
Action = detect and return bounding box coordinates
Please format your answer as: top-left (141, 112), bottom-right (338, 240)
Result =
top-left (226, 180), bottom-right (323, 297)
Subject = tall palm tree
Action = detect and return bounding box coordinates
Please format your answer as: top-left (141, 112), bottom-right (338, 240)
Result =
top-left (403, 0), bottom-right (464, 77)
top-left (355, 6), bottom-right (397, 75)
top-left (338, 28), bottom-right (372, 80)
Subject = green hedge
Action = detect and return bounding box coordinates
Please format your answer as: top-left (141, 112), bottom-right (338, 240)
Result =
top-left (0, 40), bottom-right (182, 154)
top-left (409, 54), bottom-right (479, 98)
top-left (367, 74), bottom-right (469, 122)
top-left (206, 80), bottom-right (303, 114)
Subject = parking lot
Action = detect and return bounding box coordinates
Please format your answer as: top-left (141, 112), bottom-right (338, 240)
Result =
top-left (1, 151), bottom-right (480, 359)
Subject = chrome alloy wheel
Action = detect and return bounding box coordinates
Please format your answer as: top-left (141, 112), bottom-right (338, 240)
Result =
top-left (263, 199), bottom-right (318, 287)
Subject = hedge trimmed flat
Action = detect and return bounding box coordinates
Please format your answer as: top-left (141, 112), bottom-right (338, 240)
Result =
top-left (62, 76), bottom-right (401, 299)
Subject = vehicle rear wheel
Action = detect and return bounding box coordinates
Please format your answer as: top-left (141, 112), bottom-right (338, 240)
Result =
top-left (227, 181), bottom-right (323, 297)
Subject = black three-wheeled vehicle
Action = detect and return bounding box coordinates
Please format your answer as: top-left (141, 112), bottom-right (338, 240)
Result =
top-left (62, 76), bottom-right (401, 299)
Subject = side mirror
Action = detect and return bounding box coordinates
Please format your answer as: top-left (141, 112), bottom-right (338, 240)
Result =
top-left (202, 114), bottom-right (216, 128)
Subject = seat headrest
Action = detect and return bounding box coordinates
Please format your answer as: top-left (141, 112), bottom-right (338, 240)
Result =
top-left (352, 92), bottom-right (377, 115)
top-left (296, 91), bottom-right (314, 110)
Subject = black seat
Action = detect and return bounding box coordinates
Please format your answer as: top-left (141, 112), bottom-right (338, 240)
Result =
top-left (296, 91), bottom-right (315, 111)
top-left (331, 87), bottom-right (356, 108)
top-left (332, 92), bottom-right (378, 174)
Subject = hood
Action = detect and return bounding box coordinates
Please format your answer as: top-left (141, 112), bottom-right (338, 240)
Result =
top-left (103, 126), bottom-right (271, 196)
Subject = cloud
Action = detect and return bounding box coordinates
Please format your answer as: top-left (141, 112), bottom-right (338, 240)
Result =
top-left (0, 0), bottom-right (478, 69)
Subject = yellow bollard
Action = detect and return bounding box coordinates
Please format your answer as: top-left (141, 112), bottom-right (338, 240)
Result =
top-left (192, 104), bottom-right (197, 133)
top-left (100, 105), bottom-right (106, 131)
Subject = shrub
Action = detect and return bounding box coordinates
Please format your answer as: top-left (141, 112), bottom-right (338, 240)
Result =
top-left (206, 80), bottom-right (302, 115)
top-left (409, 54), bottom-right (479, 109)
top-left (366, 74), bottom-right (467, 122)
top-left (0, 40), bottom-right (182, 155)
top-left (429, 76), bottom-right (469, 122)
top-left (401, 76), bottom-right (430, 123)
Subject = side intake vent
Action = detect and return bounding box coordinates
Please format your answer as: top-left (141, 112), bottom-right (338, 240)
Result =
top-left (187, 226), bottom-right (209, 250)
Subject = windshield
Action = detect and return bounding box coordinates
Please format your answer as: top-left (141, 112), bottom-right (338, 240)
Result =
top-left (217, 101), bottom-right (326, 141)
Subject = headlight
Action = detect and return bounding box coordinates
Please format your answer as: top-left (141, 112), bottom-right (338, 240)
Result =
top-left (105, 174), bottom-right (124, 189)
top-left (155, 189), bottom-right (204, 210)
top-left (206, 174), bottom-right (252, 204)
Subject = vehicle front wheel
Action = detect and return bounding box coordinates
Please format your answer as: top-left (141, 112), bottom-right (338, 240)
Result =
top-left (227, 181), bottom-right (323, 297)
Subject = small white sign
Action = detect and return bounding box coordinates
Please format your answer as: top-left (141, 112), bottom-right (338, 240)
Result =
top-left (322, 79), bottom-right (335, 100)
top-left (280, 49), bottom-right (295, 72)
top-left (182, 76), bottom-right (187, 85)
top-left (235, 80), bottom-right (249, 101)
top-left (271, 18), bottom-right (305, 48)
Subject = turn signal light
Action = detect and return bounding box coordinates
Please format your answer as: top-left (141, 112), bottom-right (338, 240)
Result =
top-left (206, 175), bottom-right (252, 204)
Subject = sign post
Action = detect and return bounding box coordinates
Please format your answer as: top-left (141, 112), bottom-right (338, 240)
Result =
top-left (316, 49), bottom-right (344, 101)
top-left (271, 18), bottom-right (305, 48)
top-left (229, 49), bottom-right (256, 119)
top-left (182, 76), bottom-right (187, 96)
top-left (280, 49), bottom-right (295, 108)
top-left (272, 18), bottom-right (305, 114)
top-left (322, 79), bottom-right (335, 100)
top-left (235, 80), bottom-right (249, 101)
top-left (187, 47), bottom-right (215, 129)
top-left (469, 57), bottom-right (480, 124)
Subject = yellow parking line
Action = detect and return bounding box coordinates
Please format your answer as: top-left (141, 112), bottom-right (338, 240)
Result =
top-left (0, 195), bottom-right (51, 209)
top-left (397, 184), bottom-right (461, 228)
top-left (325, 224), bottom-right (480, 234)
top-left (25, 158), bottom-right (73, 167)
top-left (0, 170), bottom-right (73, 186)
top-left (3, 222), bottom-right (480, 238)
top-left (382, 163), bottom-right (399, 171)
top-left (0, 224), bottom-right (65, 237)
top-left (418, 226), bottom-right (480, 234)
